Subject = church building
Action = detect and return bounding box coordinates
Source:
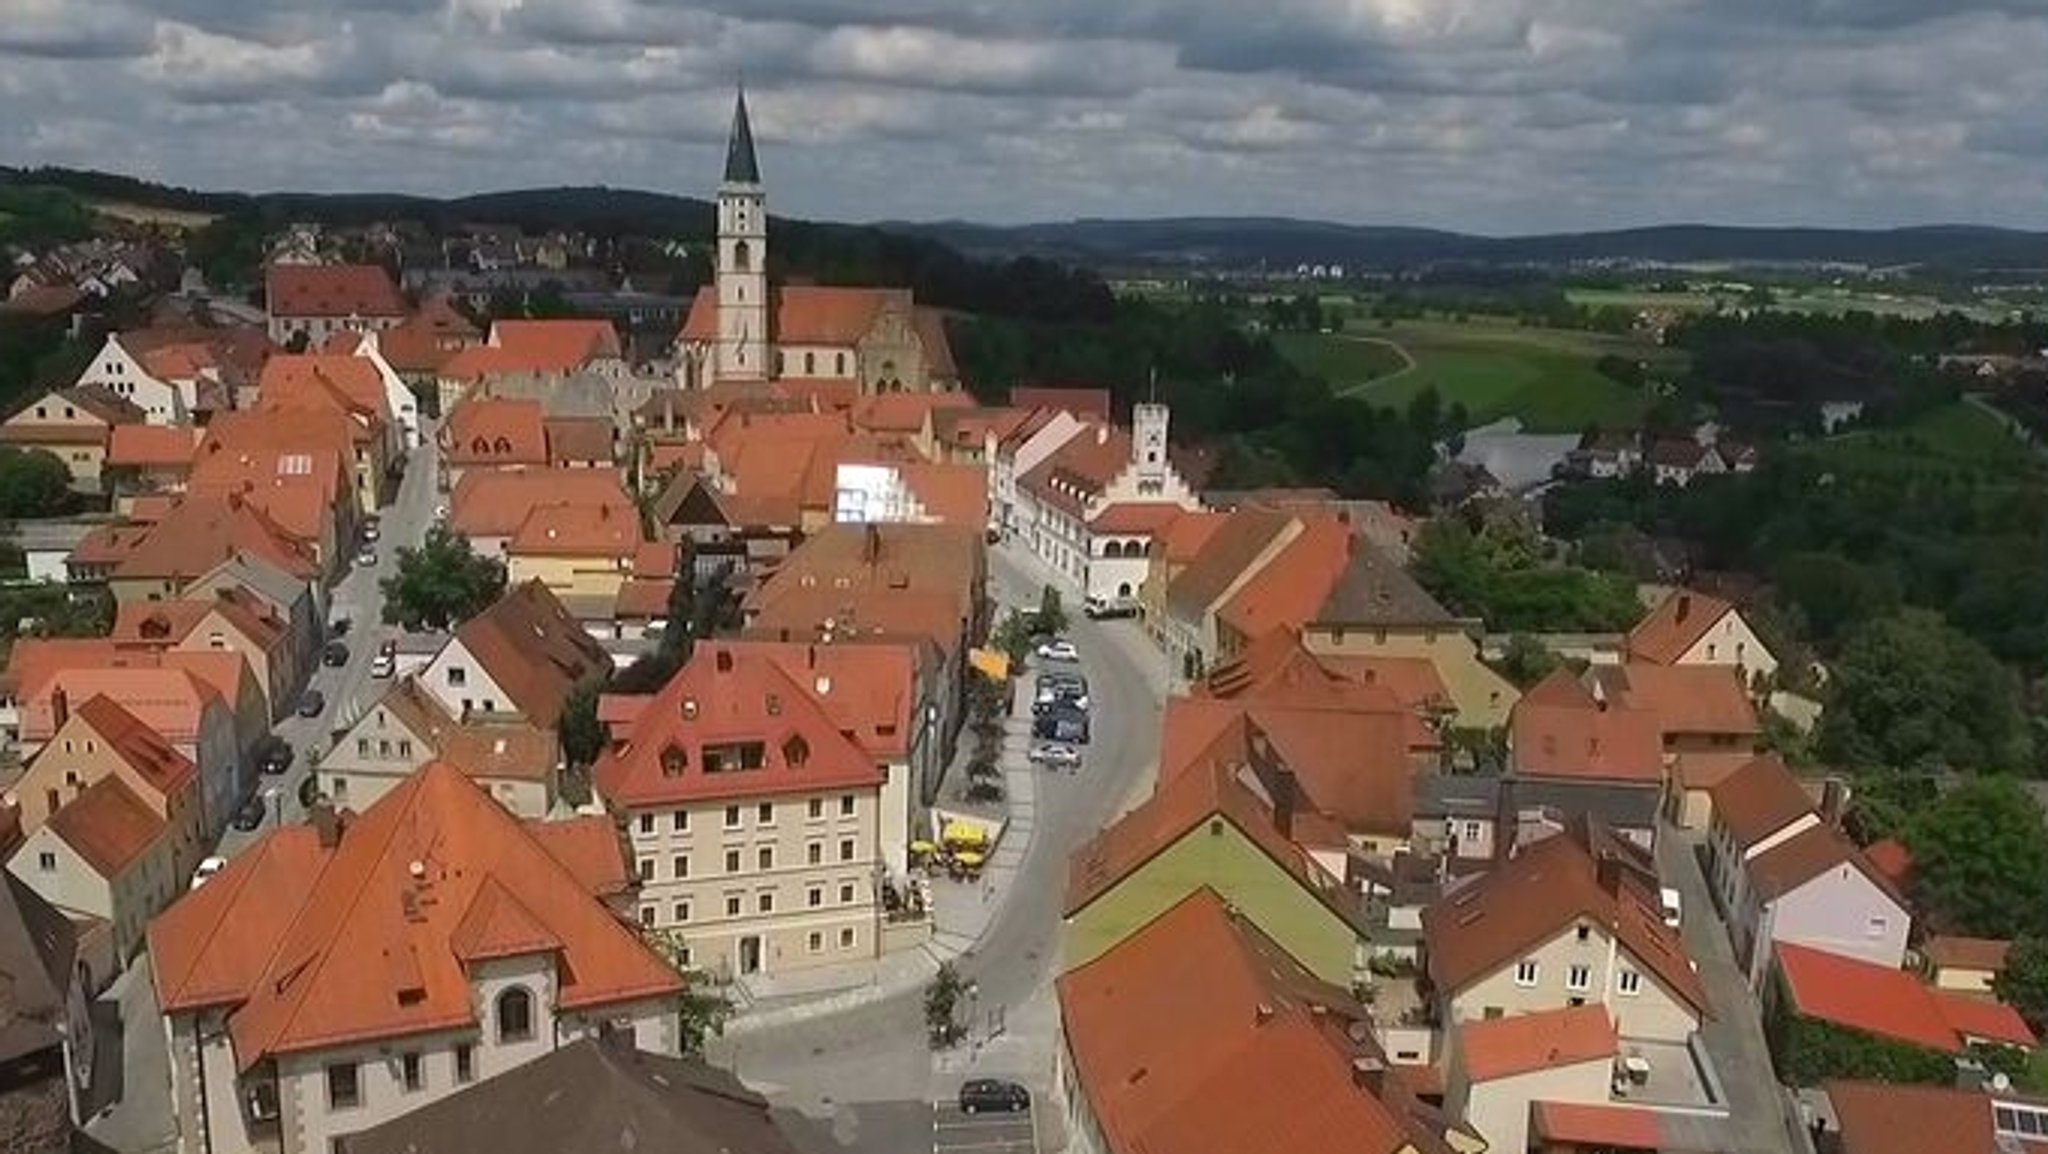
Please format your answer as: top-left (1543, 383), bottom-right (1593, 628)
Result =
top-left (677, 89), bottom-right (960, 395)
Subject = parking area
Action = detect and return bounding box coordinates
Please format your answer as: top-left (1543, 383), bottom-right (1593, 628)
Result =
top-left (933, 1102), bottom-right (1038, 1154)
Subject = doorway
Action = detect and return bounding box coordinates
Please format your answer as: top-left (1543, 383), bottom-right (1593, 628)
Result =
top-left (738, 935), bottom-right (763, 976)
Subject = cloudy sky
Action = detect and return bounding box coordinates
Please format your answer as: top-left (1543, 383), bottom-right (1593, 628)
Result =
top-left (4, 0), bottom-right (2046, 233)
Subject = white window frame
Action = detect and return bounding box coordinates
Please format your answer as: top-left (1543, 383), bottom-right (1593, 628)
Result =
top-left (1565, 963), bottom-right (1592, 992)
top-left (1617, 969), bottom-right (1643, 996)
top-left (1513, 959), bottom-right (1539, 987)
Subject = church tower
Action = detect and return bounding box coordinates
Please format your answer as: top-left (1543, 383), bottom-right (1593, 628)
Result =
top-left (714, 85), bottom-right (769, 381)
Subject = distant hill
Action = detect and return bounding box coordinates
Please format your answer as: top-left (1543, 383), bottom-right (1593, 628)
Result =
top-left (876, 217), bottom-right (2048, 272)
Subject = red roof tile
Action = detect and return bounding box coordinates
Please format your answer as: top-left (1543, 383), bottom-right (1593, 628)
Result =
top-left (1626, 589), bottom-right (1738, 664)
top-left (266, 264), bottom-right (406, 319)
top-left (47, 776), bottom-right (164, 878)
top-left (1706, 754), bottom-right (1814, 848)
top-left (1823, 1080), bottom-right (2048, 1154)
top-left (1590, 663), bottom-right (1759, 738)
top-left (507, 503), bottom-right (640, 559)
top-left (1216, 519), bottom-right (1352, 642)
top-left (1530, 1102), bottom-right (1666, 1149)
top-left (1018, 423), bottom-right (1133, 516)
top-left (681, 285), bottom-right (906, 347)
top-left (1088, 502), bottom-right (1191, 536)
top-left (452, 580), bottom-right (612, 726)
top-left (450, 468), bottom-right (635, 539)
top-left (1456, 1004), bottom-right (1615, 1081)
top-left (1009, 386), bottom-right (1112, 422)
top-left (1774, 943), bottom-right (1964, 1053)
top-left (1864, 837), bottom-right (1912, 890)
top-left (728, 640), bottom-right (923, 761)
top-left (107, 424), bottom-right (201, 468)
top-left (445, 397), bottom-right (548, 467)
top-left (1932, 989), bottom-right (2036, 1048)
top-left (71, 694), bottom-right (198, 800)
top-left (1508, 672), bottom-right (1666, 784)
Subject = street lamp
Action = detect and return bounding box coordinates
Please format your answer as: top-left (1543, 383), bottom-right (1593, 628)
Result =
top-left (963, 980), bottom-right (980, 1043)
top-left (264, 786), bottom-right (283, 828)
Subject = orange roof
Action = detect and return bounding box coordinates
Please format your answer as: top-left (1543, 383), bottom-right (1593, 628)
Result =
top-left (1312, 655), bottom-right (1451, 716)
top-left (1932, 989), bottom-right (2036, 1048)
top-left (107, 424), bottom-right (201, 469)
top-left (524, 815), bottom-right (633, 899)
top-left (108, 492), bottom-right (320, 581)
top-left (507, 503), bottom-right (641, 559)
top-left (1456, 1004), bottom-right (1615, 1082)
top-left (745, 587), bottom-right (965, 656)
top-left (731, 639), bottom-right (923, 760)
top-left (450, 468), bottom-right (635, 539)
top-left (1823, 1080), bottom-right (2048, 1154)
top-left (1009, 386), bottom-right (1113, 421)
top-left (1018, 423), bottom-right (1133, 516)
top-left (1216, 519), bottom-right (1351, 642)
top-left (70, 694), bottom-right (198, 800)
top-left (147, 761), bottom-right (683, 1068)
top-left (452, 581), bottom-right (612, 726)
top-left (543, 416), bottom-right (615, 466)
top-left (1160, 510), bottom-right (1231, 565)
top-left (1775, 943), bottom-right (1965, 1052)
top-left (1508, 671), bottom-right (1665, 784)
top-left (374, 297), bottom-right (479, 375)
top-left (1088, 502), bottom-right (1191, 536)
top-left (1705, 754), bottom-right (1813, 848)
top-left (187, 449), bottom-right (344, 546)
top-left (681, 285), bottom-right (907, 347)
top-left (1167, 506), bottom-right (1297, 620)
top-left (1927, 936), bottom-right (2012, 974)
top-left (895, 462), bottom-right (989, 527)
top-left (1626, 589), bottom-right (1737, 664)
top-left (1423, 825), bottom-right (1707, 1014)
top-left (1055, 888), bottom-right (1437, 1154)
top-left (748, 522), bottom-right (982, 646)
top-left (1589, 663), bottom-right (1759, 738)
top-left (850, 390), bottom-right (972, 435)
top-left (29, 666), bottom-right (216, 746)
top-left (1865, 837), bottom-right (1912, 890)
top-left (259, 354), bottom-right (389, 424)
top-left (1530, 1102), bottom-right (1667, 1149)
top-left (445, 397), bottom-right (548, 467)
top-left (615, 579), bottom-right (673, 620)
top-left (594, 643), bottom-right (886, 808)
top-left (267, 264), bottom-right (406, 319)
top-left (48, 775), bottom-right (165, 878)
top-left (492, 319), bottom-right (620, 364)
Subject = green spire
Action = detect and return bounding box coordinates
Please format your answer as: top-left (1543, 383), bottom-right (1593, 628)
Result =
top-left (723, 84), bottom-right (761, 185)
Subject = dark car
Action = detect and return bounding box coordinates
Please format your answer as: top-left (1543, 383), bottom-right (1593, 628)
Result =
top-left (257, 737), bottom-right (294, 776)
top-left (958, 1079), bottom-right (1030, 1114)
top-left (1032, 709), bottom-right (1089, 745)
top-left (329, 616), bottom-right (352, 637)
top-left (230, 795), bottom-right (268, 832)
top-left (296, 689), bottom-right (326, 718)
top-left (322, 641), bottom-right (349, 667)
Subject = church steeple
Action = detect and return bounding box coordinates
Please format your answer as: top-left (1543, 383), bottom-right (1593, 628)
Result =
top-left (723, 84), bottom-right (761, 186)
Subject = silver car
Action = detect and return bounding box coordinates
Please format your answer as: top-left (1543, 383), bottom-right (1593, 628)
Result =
top-left (1028, 742), bottom-right (1082, 769)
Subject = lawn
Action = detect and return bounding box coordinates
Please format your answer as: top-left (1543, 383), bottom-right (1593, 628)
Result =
top-left (1271, 332), bottom-right (1412, 389)
top-left (1565, 288), bottom-right (1720, 313)
top-left (1810, 401), bottom-right (2040, 478)
top-left (1343, 318), bottom-right (1675, 433)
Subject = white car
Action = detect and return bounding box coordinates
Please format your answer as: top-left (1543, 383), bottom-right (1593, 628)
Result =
top-left (1035, 639), bottom-right (1079, 662)
top-left (190, 856), bottom-right (229, 890)
top-left (370, 652), bottom-right (396, 679)
top-left (356, 547), bottom-right (377, 567)
top-left (1028, 742), bottom-right (1082, 768)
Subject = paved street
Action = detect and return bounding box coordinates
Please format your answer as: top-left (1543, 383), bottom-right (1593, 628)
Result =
top-left (714, 542), bottom-right (1167, 1153)
top-left (933, 1101), bottom-right (1037, 1154)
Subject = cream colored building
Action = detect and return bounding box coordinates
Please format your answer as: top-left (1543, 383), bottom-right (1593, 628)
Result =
top-left (1302, 626), bottom-right (1518, 730)
top-left (316, 677), bottom-right (560, 818)
top-left (1445, 1005), bottom-right (1619, 1154)
top-left (10, 776), bottom-right (178, 961)
top-left (1443, 924), bottom-right (1703, 1044)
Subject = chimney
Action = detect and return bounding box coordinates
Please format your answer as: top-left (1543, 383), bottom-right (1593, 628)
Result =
top-left (1351, 1056), bottom-right (1387, 1096)
top-left (1819, 776), bottom-right (1851, 828)
top-left (1675, 593), bottom-right (1692, 622)
top-left (807, 645), bottom-right (817, 669)
top-left (1595, 855), bottom-right (1623, 895)
top-left (311, 801), bottom-right (341, 849)
top-left (1270, 766), bottom-right (1298, 840)
top-left (714, 647), bottom-right (733, 673)
top-left (50, 687), bottom-right (69, 731)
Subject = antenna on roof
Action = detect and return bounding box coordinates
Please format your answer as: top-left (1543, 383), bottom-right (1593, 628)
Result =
top-left (1147, 364), bottom-right (1158, 404)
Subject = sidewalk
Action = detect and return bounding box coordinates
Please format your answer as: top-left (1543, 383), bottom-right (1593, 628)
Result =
top-left (725, 696), bottom-right (1042, 1035)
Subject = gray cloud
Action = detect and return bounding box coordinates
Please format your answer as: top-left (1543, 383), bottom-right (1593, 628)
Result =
top-left (0, 0), bottom-right (2043, 231)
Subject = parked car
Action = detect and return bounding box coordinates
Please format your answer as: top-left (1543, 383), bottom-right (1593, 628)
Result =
top-left (370, 652), bottom-right (395, 679)
top-left (1028, 742), bottom-right (1082, 769)
top-left (959, 1079), bottom-right (1030, 1114)
top-left (323, 641), bottom-right (349, 667)
top-left (1083, 594), bottom-right (1139, 620)
top-left (329, 616), bottom-right (352, 637)
top-left (297, 689), bottom-right (326, 718)
top-left (1032, 710), bottom-right (1089, 745)
top-left (1660, 887), bottom-right (1683, 929)
top-left (1034, 639), bottom-right (1079, 662)
top-left (189, 856), bottom-right (228, 890)
top-left (257, 737), bottom-right (293, 776)
top-left (356, 547), bottom-right (377, 567)
top-left (230, 795), bottom-right (268, 832)
top-left (362, 521), bottom-right (381, 543)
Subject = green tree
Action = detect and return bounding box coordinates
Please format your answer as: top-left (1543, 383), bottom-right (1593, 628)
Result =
top-left (1995, 937), bottom-right (2048, 1035)
top-left (1494, 634), bottom-right (1560, 688)
top-left (1035, 584), bottom-right (1068, 636)
top-left (640, 928), bottom-right (734, 1054)
top-left (1904, 777), bottom-right (2048, 940)
top-left (0, 448), bottom-right (74, 518)
top-left (1818, 610), bottom-right (2032, 773)
top-left (559, 681), bottom-right (606, 771)
top-left (988, 609), bottom-right (1034, 667)
top-left (925, 962), bottom-right (965, 1047)
top-left (379, 526), bottom-right (508, 630)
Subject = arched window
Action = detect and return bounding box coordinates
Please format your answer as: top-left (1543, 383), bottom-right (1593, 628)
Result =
top-left (733, 241), bottom-right (751, 272)
top-left (496, 987), bottom-right (534, 1043)
top-left (492, 436), bottom-right (512, 453)
top-left (1118, 581), bottom-right (1133, 597)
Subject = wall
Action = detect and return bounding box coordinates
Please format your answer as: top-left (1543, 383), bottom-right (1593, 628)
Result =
top-left (1063, 822), bottom-right (1356, 985)
top-left (1676, 609), bottom-right (1780, 684)
top-left (504, 552), bottom-right (630, 603)
top-left (1935, 965), bottom-right (1998, 995)
top-left (1751, 867), bottom-right (1909, 987)
top-left (419, 637), bottom-right (515, 720)
top-left (76, 336), bottom-right (182, 424)
top-left (1446, 926), bottom-right (1701, 1044)
top-left (1453, 1054), bottom-right (1612, 1154)
top-left (1084, 536), bottom-right (1153, 603)
top-left (1302, 626), bottom-right (1518, 730)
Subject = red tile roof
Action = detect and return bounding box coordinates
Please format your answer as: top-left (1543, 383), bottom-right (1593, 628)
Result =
top-left (849, 391), bottom-right (972, 435)
top-left (1088, 502), bottom-right (1190, 536)
top-left (71, 694), bottom-right (198, 800)
top-left (1056, 888), bottom-right (1442, 1154)
top-left (1456, 1004), bottom-right (1615, 1082)
top-left (1018, 423), bottom-right (1132, 516)
top-left (47, 775), bottom-right (164, 878)
top-left (1530, 1101), bottom-right (1667, 1149)
top-left (729, 640), bottom-right (923, 761)
top-left (1216, 518), bottom-right (1352, 642)
top-left (106, 424), bottom-right (201, 468)
top-left (1625, 589), bottom-right (1738, 664)
top-left (1159, 510), bottom-right (1231, 565)
top-left (452, 580), bottom-right (612, 726)
top-left (1507, 671), bottom-right (1665, 784)
top-left (1423, 825), bottom-right (1707, 1014)
top-left (681, 285), bottom-right (908, 347)
top-left (148, 762), bottom-right (683, 1068)
top-left (1932, 989), bottom-right (2036, 1048)
top-left (1009, 386), bottom-right (1112, 422)
top-left (894, 462), bottom-right (990, 528)
top-left (450, 468), bottom-right (635, 539)
top-left (1166, 507), bottom-right (1297, 620)
top-left (1823, 1080), bottom-right (2048, 1154)
top-left (259, 354), bottom-right (389, 425)
top-left (110, 492), bottom-right (320, 581)
top-left (1706, 754), bottom-right (1814, 848)
top-left (1774, 943), bottom-right (1966, 1053)
top-left (592, 643), bottom-right (886, 808)
top-left (492, 319), bottom-right (620, 364)
top-left (543, 416), bottom-right (616, 466)
top-left (1745, 821), bottom-right (1903, 905)
top-left (1865, 837), bottom-right (1912, 890)
top-left (266, 264), bottom-right (406, 319)
top-left (445, 397), bottom-right (548, 467)
top-left (506, 503), bottom-right (640, 559)
top-left (1589, 663), bottom-right (1759, 738)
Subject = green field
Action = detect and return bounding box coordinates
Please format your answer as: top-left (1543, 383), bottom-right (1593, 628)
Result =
top-left (1271, 332), bottom-right (1411, 388)
top-left (1565, 288), bottom-right (1720, 313)
top-left (1340, 318), bottom-right (1676, 433)
top-left (1809, 401), bottom-right (2039, 477)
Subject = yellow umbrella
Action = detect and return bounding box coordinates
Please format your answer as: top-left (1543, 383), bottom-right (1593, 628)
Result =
top-left (909, 839), bottom-right (938, 855)
top-left (943, 821), bottom-right (987, 846)
top-left (954, 851), bottom-right (986, 868)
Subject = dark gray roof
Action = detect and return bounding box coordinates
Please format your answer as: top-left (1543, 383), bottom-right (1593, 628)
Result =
top-left (1313, 539), bottom-right (1454, 628)
top-left (0, 873), bottom-right (79, 1065)
top-left (1412, 774), bottom-right (1500, 819)
top-left (1502, 776), bottom-right (1661, 831)
top-left (342, 1038), bottom-right (800, 1154)
top-left (724, 86), bottom-right (762, 185)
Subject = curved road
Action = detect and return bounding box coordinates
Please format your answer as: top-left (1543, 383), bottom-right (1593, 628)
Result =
top-left (712, 546), bottom-right (1166, 1149)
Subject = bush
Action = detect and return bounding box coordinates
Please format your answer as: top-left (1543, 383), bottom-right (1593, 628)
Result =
top-left (1767, 988), bottom-right (1956, 1087)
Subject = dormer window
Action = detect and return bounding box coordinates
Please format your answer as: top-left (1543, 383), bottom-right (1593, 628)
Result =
top-left (660, 743), bottom-right (686, 777)
top-left (784, 735), bottom-right (810, 767)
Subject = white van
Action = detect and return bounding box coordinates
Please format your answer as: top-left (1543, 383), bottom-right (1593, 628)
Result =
top-left (191, 856), bottom-right (229, 890)
top-left (1660, 887), bottom-right (1683, 929)
top-left (1083, 594), bottom-right (1139, 620)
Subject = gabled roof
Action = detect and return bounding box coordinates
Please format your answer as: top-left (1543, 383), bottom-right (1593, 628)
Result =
top-left (507, 503), bottom-right (640, 560)
top-left (445, 397), bottom-right (548, 466)
top-left (1626, 589), bottom-right (1738, 664)
top-left (148, 762), bottom-right (683, 1069)
top-left (1088, 502), bottom-right (1190, 536)
top-left (1823, 1080), bottom-right (2048, 1154)
top-left (1588, 663), bottom-right (1759, 737)
top-left (1706, 754), bottom-right (1814, 849)
top-left (1745, 821), bottom-right (1904, 906)
top-left (1166, 507), bottom-right (1296, 620)
top-left (46, 775), bottom-right (164, 878)
top-left (1456, 1004), bottom-right (1616, 1082)
top-left (491, 319), bottom-right (621, 364)
top-left (1018, 423), bottom-right (1133, 516)
top-left (1217, 518), bottom-right (1352, 642)
top-left (1772, 943), bottom-right (2028, 1054)
top-left (0, 873), bottom-right (78, 1065)
top-left (1926, 936), bottom-right (2012, 974)
top-left (1056, 888), bottom-right (1450, 1154)
top-left (730, 639), bottom-right (924, 761)
top-left (449, 467), bottom-right (634, 539)
top-left (1312, 535), bottom-right (1454, 627)
top-left (1159, 509), bottom-right (1231, 564)
top-left (1421, 823), bottom-right (1707, 1014)
top-left (1507, 671), bottom-right (1666, 784)
top-left (542, 416), bottom-right (615, 466)
top-left (592, 643), bottom-right (885, 809)
top-left (451, 580), bottom-right (611, 726)
top-left (339, 1037), bottom-right (800, 1154)
top-left (259, 354), bottom-right (389, 425)
top-left (70, 694), bottom-right (198, 799)
top-left (266, 263), bottom-right (406, 319)
top-left (107, 423), bottom-right (202, 468)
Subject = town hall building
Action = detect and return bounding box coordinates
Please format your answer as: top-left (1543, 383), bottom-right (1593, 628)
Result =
top-left (676, 89), bottom-right (960, 395)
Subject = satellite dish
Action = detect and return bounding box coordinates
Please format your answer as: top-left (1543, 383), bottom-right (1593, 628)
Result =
top-left (1992, 1072), bottom-right (2014, 1092)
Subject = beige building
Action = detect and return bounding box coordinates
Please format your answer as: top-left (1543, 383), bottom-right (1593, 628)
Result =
top-left (10, 773), bottom-right (180, 962)
top-left (147, 763), bottom-right (685, 1154)
top-left (7, 692), bottom-right (208, 882)
top-left (593, 643), bottom-right (893, 980)
top-left (316, 677), bottom-right (561, 818)
top-left (0, 385), bottom-right (145, 490)
top-left (1445, 1004), bottom-right (1620, 1154)
top-left (1626, 588), bottom-right (1780, 687)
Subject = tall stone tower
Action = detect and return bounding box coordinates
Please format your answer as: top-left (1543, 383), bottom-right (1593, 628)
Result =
top-left (1132, 402), bottom-right (1171, 493)
top-left (715, 85), bottom-right (769, 382)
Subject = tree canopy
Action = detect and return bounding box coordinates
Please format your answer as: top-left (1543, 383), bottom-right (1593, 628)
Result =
top-left (1410, 518), bottom-right (1641, 633)
top-left (1817, 610), bottom-right (2031, 774)
top-left (379, 526), bottom-right (507, 630)
top-left (0, 448), bottom-right (75, 518)
top-left (1902, 777), bottom-right (2048, 940)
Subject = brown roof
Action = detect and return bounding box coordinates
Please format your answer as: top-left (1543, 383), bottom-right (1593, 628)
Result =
top-left (107, 424), bottom-right (201, 468)
top-left (1625, 589), bottom-right (1738, 664)
top-left (1160, 509), bottom-right (1231, 564)
top-left (543, 416), bottom-right (616, 466)
top-left (1456, 1004), bottom-right (1615, 1082)
top-left (1746, 822), bottom-right (1903, 905)
top-left (47, 775), bottom-right (164, 878)
top-left (680, 285), bottom-right (908, 347)
top-left (849, 390), bottom-right (972, 435)
top-left (108, 492), bottom-right (321, 581)
top-left (1926, 936), bottom-right (2012, 974)
top-left (507, 503), bottom-right (640, 560)
top-left (1507, 671), bottom-right (1665, 784)
top-left (71, 694), bottom-right (198, 799)
top-left (1167, 507), bottom-right (1297, 620)
top-left (453, 580), bottom-right (612, 726)
top-left (1088, 502), bottom-right (1191, 536)
top-left (445, 397), bottom-right (548, 467)
top-left (1589, 663), bottom-right (1759, 738)
top-left (593, 643), bottom-right (886, 809)
top-left (732, 639), bottom-right (924, 760)
top-left (1705, 754), bottom-right (1815, 848)
top-left (266, 263), bottom-right (406, 319)
top-left (1824, 1079), bottom-right (2048, 1154)
top-left (749, 522), bottom-right (982, 636)
top-left (1018, 423), bottom-right (1133, 516)
top-left (148, 762), bottom-right (683, 1069)
top-left (1056, 888), bottom-right (1449, 1154)
top-left (1421, 824), bottom-right (1707, 1014)
top-left (259, 354), bottom-right (389, 425)
top-left (340, 1037), bottom-right (800, 1154)
top-left (450, 468), bottom-right (635, 539)
top-left (62, 385), bottom-right (146, 426)
top-left (1217, 519), bottom-right (1352, 642)
top-left (0, 873), bottom-right (78, 1065)
top-left (615, 578), bottom-right (674, 621)
top-left (1009, 386), bottom-right (1112, 422)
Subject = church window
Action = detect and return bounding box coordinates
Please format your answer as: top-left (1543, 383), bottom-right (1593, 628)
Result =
top-left (734, 240), bottom-right (751, 272)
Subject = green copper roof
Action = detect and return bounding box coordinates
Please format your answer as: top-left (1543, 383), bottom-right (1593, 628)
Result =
top-left (723, 86), bottom-right (761, 185)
